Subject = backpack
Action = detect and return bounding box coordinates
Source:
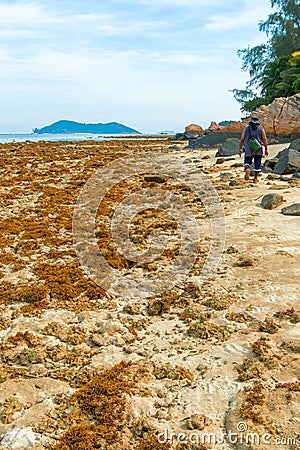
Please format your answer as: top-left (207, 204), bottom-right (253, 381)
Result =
top-left (248, 127), bottom-right (262, 153)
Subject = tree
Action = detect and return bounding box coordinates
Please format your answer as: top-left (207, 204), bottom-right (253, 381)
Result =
top-left (233, 0), bottom-right (300, 112)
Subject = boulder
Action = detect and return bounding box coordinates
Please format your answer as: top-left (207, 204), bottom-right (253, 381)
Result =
top-left (263, 157), bottom-right (279, 171)
top-left (185, 123), bottom-right (204, 134)
top-left (187, 94), bottom-right (300, 149)
top-left (261, 194), bottom-right (284, 210)
top-left (175, 124), bottom-right (204, 141)
top-left (281, 203), bottom-right (300, 216)
top-left (184, 124), bottom-right (204, 139)
top-left (174, 132), bottom-right (188, 140)
top-left (216, 122), bottom-right (245, 133)
top-left (288, 139), bottom-right (300, 151)
top-left (293, 168), bottom-right (300, 179)
top-left (208, 121), bottom-right (221, 132)
top-left (185, 131), bottom-right (202, 139)
top-left (273, 148), bottom-right (300, 174)
top-left (216, 138), bottom-right (240, 157)
top-left (220, 94), bottom-right (300, 136)
top-left (256, 95), bottom-right (300, 135)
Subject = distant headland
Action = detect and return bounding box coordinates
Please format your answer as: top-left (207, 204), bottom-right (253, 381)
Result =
top-left (33, 120), bottom-right (141, 135)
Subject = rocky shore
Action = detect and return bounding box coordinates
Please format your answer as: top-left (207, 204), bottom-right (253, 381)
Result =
top-left (175, 94), bottom-right (300, 148)
top-left (0, 138), bottom-right (299, 450)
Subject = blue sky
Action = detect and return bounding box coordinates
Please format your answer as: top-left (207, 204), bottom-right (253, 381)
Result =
top-left (0, 0), bottom-right (273, 133)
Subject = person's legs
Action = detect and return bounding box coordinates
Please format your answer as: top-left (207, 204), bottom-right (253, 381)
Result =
top-left (244, 156), bottom-right (252, 181)
top-left (253, 155), bottom-right (262, 182)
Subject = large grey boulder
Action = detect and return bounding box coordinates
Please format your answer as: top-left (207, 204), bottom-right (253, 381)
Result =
top-left (215, 138), bottom-right (240, 157)
top-left (273, 148), bottom-right (300, 174)
top-left (288, 139), bottom-right (300, 151)
top-left (281, 203), bottom-right (300, 216)
top-left (263, 157), bottom-right (279, 171)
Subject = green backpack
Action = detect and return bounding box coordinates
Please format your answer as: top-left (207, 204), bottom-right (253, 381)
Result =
top-left (248, 128), bottom-right (262, 153)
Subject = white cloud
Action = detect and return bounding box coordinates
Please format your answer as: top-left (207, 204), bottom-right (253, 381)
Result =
top-left (204, 3), bottom-right (272, 31)
top-left (0, 48), bottom-right (223, 85)
top-left (151, 51), bottom-right (220, 64)
top-left (0, 1), bottom-right (61, 25)
top-left (0, 29), bottom-right (36, 38)
top-left (135, 0), bottom-right (223, 6)
top-left (0, 1), bottom-right (168, 42)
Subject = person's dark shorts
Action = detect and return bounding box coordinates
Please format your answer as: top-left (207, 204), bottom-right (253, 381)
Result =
top-left (244, 155), bottom-right (262, 172)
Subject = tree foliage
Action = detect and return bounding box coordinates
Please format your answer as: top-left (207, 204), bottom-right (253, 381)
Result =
top-left (233, 0), bottom-right (300, 112)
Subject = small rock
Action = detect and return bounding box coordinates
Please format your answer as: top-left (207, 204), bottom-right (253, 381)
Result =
top-left (123, 303), bottom-right (141, 315)
top-left (280, 175), bottom-right (291, 182)
top-left (144, 175), bottom-right (168, 183)
top-left (97, 320), bottom-right (125, 334)
top-left (230, 162), bottom-right (243, 168)
top-left (201, 155), bottom-right (210, 160)
top-left (220, 172), bottom-right (234, 179)
top-left (147, 299), bottom-right (170, 316)
top-left (229, 180), bottom-right (237, 186)
top-left (185, 414), bottom-right (212, 430)
top-left (267, 174), bottom-right (281, 180)
top-left (281, 203), bottom-right (300, 216)
top-left (259, 317), bottom-right (281, 334)
top-left (235, 256), bottom-right (255, 267)
top-left (215, 158), bottom-right (225, 165)
top-left (261, 193), bottom-right (284, 210)
top-left (226, 246), bottom-right (238, 254)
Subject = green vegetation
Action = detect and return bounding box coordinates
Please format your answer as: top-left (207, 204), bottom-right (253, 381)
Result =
top-left (33, 119), bottom-right (141, 134)
top-left (232, 0), bottom-right (300, 113)
top-left (218, 120), bottom-right (236, 127)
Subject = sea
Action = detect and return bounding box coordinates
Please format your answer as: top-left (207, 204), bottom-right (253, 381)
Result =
top-left (0, 133), bottom-right (171, 144)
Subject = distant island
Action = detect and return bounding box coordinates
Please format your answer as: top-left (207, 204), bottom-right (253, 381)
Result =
top-left (33, 120), bottom-right (141, 135)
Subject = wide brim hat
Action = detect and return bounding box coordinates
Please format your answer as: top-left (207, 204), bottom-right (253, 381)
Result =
top-left (249, 116), bottom-right (260, 124)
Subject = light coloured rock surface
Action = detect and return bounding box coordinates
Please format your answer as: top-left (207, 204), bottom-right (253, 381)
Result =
top-left (0, 140), bottom-right (299, 450)
top-left (1, 427), bottom-right (35, 449)
top-left (184, 124), bottom-right (204, 135)
top-left (220, 94), bottom-right (300, 136)
top-left (256, 94), bottom-right (300, 135)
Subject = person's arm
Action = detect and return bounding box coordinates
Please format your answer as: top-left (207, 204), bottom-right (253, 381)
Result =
top-left (262, 129), bottom-right (268, 156)
top-left (238, 129), bottom-right (246, 156)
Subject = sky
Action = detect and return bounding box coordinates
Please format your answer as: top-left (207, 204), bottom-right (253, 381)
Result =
top-left (0, 0), bottom-right (273, 134)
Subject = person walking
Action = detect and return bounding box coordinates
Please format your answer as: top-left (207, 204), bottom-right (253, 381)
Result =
top-left (238, 116), bottom-right (268, 183)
